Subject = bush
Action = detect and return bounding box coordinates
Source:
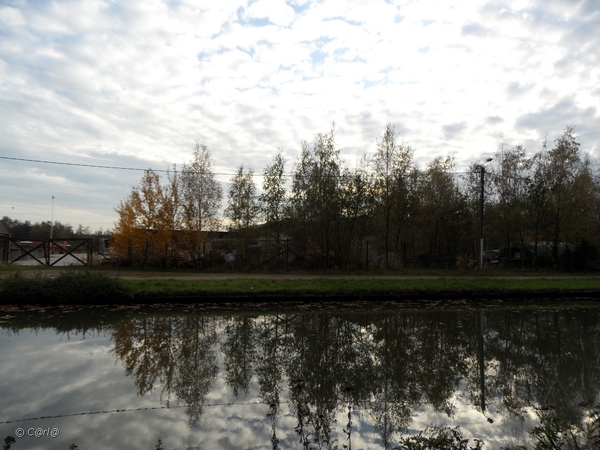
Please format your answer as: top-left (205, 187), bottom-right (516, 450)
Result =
top-left (501, 410), bottom-right (600, 450)
top-left (0, 271), bottom-right (132, 304)
top-left (394, 426), bottom-right (483, 450)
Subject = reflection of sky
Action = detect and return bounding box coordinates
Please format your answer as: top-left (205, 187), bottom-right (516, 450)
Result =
top-left (0, 328), bottom-right (298, 449)
top-left (0, 322), bottom-right (544, 450)
top-left (407, 382), bottom-right (539, 450)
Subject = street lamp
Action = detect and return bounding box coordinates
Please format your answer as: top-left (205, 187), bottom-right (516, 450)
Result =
top-left (479, 158), bottom-right (492, 270)
top-left (50, 196), bottom-right (55, 240)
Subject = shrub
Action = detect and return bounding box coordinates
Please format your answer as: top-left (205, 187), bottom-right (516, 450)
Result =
top-left (0, 271), bottom-right (132, 304)
top-left (394, 426), bottom-right (484, 450)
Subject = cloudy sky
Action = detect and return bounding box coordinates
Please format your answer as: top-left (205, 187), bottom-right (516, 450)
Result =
top-left (1, 0), bottom-right (599, 232)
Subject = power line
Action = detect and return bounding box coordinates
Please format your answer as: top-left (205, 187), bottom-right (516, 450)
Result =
top-left (0, 155), bottom-right (480, 177)
top-left (0, 155), bottom-right (360, 179)
top-left (1, 156), bottom-right (155, 172)
top-left (0, 155), bottom-right (297, 178)
top-left (0, 156), bottom-right (239, 176)
top-left (0, 401), bottom-right (275, 425)
top-left (3, 155), bottom-right (599, 180)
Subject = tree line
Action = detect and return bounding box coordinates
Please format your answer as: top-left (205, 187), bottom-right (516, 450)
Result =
top-left (111, 124), bottom-right (599, 270)
top-left (1, 216), bottom-right (100, 240)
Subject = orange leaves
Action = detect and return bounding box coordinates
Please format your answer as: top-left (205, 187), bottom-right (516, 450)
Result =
top-left (112, 170), bottom-right (175, 265)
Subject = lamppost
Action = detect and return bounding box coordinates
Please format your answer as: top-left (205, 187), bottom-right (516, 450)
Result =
top-left (479, 158), bottom-right (492, 270)
top-left (478, 310), bottom-right (494, 423)
top-left (50, 196), bottom-right (55, 240)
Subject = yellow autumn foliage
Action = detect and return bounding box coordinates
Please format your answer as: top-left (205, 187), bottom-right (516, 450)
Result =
top-left (112, 170), bottom-right (175, 265)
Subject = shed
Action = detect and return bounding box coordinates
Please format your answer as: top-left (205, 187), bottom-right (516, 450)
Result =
top-left (0, 221), bottom-right (10, 237)
top-left (0, 221), bottom-right (9, 263)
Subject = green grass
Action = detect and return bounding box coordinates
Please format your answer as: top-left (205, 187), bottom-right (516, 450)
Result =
top-left (2, 268), bottom-right (600, 303)
top-left (123, 276), bottom-right (600, 298)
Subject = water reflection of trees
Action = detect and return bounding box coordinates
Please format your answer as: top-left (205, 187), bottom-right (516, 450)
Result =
top-left (478, 309), bottom-right (600, 425)
top-left (112, 316), bottom-right (218, 426)
top-left (110, 307), bottom-right (600, 447)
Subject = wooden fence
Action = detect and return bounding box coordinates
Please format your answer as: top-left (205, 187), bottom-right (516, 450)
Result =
top-left (0, 237), bottom-right (110, 266)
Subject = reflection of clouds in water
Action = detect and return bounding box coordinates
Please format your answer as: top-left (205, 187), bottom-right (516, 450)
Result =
top-left (1, 331), bottom-right (116, 415)
top-left (2, 305), bottom-right (599, 450)
top-left (412, 396), bottom-right (499, 448)
top-left (0, 328), bottom-right (277, 449)
top-left (1, 335), bottom-right (423, 448)
top-left (0, 329), bottom-right (178, 449)
top-left (0, 327), bottom-right (383, 449)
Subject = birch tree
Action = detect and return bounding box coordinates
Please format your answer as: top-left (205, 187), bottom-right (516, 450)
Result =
top-left (488, 144), bottom-right (532, 262)
top-left (180, 142), bottom-right (223, 262)
top-left (288, 127), bottom-right (345, 268)
top-left (544, 127), bottom-right (592, 264)
top-left (225, 165), bottom-right (260, 263)
top-left (415, 156), bottom-right (470, 267)
top-left (259, 150), bottom-right (287, 262)
top-left (371, 123), bottom-right (415, 267)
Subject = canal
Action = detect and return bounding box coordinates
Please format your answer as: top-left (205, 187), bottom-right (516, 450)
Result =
top-left (1, 300), bottom-right (599, 449)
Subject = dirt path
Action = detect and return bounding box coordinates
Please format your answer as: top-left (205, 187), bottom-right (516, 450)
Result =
top-left (3, 268), bottom-right (598, 280)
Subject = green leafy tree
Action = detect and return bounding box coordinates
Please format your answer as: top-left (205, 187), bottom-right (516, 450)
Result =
top-left (259, 150), bottom-right (287, 263)
top-left (225, 165), bottom-right (260, 264)
top-left (414, 156), bottom-right (470, 267)
top-left (545, 127), bottom-right (592, 264)
top-left (339, 161), bottom-right (374, 269)
top-left (527, 127), bottom-right (593, 267)
top-left (288, 126), bottom-right (347, 268)
top-left (486, 144), bottom-right (532, 266)
top-left (370, 123), bottom-right (415, 268)
top-left (287, 143), bottom-right (313, 264)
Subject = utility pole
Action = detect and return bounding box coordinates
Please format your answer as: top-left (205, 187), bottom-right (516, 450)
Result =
top-left (479, 159), bottom-right (492, 270)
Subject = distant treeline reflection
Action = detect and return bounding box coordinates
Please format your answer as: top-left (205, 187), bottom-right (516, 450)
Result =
top-left (108, 308), bottom-right (600, 446)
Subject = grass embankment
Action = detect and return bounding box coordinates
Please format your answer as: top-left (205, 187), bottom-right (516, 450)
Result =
top-left (127, 276), bottom-right (600, 300)
top-left (2, 269), bottom-right (600, 304)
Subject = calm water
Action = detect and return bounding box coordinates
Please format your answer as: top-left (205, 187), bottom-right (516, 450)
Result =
top-left (1, 300), bottom-right (599, 449)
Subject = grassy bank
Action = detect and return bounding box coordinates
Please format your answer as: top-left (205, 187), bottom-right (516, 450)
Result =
top-left (2, 270), bottom-right (600, 304)
top-left (126, 276), bottom-right (600, 301)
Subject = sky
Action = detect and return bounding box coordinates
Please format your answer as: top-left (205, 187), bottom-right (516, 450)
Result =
top-left (1, 0), bottom-right (599, 232)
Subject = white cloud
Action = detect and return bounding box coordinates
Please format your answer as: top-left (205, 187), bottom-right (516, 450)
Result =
top-left (0, 0), bottom-right (598, 230)
top-left (0, 5), bottom-right (25, 28)
top-left (245, 0), bottom-right (296, 27)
